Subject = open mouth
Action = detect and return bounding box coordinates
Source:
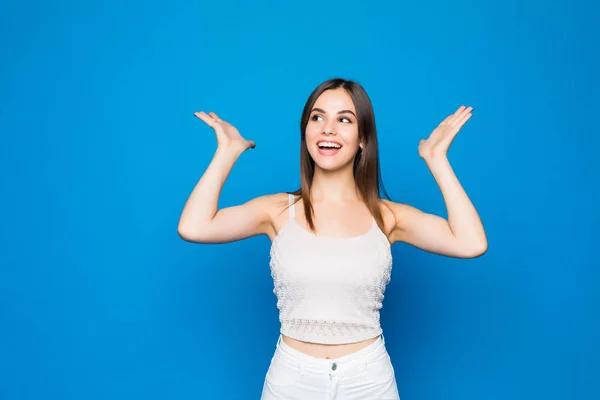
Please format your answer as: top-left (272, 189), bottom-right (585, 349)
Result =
top-left (317, 141), bottom-right (343, 155)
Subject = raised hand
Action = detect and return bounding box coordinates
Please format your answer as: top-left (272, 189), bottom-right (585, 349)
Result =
top-left (194, 111), bottom-right (255, 154)
top-left (418, 106), bottom-right (473, 160)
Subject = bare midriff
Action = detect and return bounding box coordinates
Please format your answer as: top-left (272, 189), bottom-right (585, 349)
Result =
top-left (281, 334), bottom-right (380, 359)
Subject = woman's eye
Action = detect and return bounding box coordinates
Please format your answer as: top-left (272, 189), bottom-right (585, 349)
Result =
top-left (310, 115), bottom-right (351, 123)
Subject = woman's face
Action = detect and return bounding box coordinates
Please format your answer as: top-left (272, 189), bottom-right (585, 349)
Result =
top-left (305, 88), bottom-right (362, 171)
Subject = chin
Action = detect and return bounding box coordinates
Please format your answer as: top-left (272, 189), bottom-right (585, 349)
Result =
top-left (315, 163), bottom-right (345, 171)
top-left (310, 153), bottom-right (355, 172)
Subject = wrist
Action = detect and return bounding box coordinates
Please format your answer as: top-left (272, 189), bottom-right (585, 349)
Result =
top-left (422, 154), bottom-right (449, 166)
top-left (216, 144), bottom-right (244, 157)
top-left (214, 145), bottom-right (243, 164)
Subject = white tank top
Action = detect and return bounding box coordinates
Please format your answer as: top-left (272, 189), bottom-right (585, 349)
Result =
top-left (269, 194), bottom-right (393, 344)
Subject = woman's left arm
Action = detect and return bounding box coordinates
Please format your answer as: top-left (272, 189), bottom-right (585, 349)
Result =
top-left (387, 106), bottom-right (488, 258)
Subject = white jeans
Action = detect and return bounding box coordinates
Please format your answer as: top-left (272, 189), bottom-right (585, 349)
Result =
top-left (261, 334), bottom-right (400, 400)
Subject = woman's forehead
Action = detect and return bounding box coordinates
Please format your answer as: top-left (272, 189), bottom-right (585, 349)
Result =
top-left (313, 89), bottom-right (355, 112)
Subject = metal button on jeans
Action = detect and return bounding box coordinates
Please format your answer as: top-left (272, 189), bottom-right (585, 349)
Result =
top-left (331, 362), bottom-right (337, 371)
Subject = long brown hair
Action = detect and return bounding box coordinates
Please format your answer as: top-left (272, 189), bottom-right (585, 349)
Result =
top-left (291, 78), bottom-right (391, 232)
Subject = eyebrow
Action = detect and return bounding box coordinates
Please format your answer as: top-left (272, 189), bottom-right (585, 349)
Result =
top-left (311, 107), bottom-right (356, 117)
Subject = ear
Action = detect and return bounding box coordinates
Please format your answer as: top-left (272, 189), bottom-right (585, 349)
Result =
top-left (359, 141), bottom-right (364, 150)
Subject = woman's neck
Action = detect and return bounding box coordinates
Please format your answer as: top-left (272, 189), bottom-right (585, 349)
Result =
top-left (310, 166), bottom-right (360, 202)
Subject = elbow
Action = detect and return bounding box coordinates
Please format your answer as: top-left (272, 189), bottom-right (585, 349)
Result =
top-left (466, 241), bottom-right (488, 258)
top-left (177, 225), bottom-right (193, 242)
top-left (177, 223), bottom-right (202, 243)
top-left (455, 236), bottom-right (487, 258)
top-left (178, 222), bottom-right (218, 244)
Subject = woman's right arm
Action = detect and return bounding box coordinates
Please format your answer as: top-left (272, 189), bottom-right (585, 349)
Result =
top-left (177, 111), bottom-right (272, 244)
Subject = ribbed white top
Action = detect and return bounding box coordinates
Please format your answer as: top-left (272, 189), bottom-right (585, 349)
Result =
top-left (269, 194), bottom-right (393, 344)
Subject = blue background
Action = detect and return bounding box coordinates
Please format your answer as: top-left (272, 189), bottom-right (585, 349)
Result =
top-left (1, 0), bottom-right (598, 399)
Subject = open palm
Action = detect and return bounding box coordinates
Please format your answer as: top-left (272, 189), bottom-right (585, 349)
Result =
top-left (194, 111), bottom-right (255, 153)
top-left (418, 106), bottom-right (473, 160)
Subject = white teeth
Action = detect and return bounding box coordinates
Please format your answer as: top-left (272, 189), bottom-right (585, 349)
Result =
top-left (318, 142), bottom-right (341, 149)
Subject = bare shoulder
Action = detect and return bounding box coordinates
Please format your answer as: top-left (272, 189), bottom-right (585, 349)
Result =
top-left (239, 192), bottom-right (287, 218)
top-left (379, 198), bottom-right (420, 217)
top-left (247, 192), bottom-right (294, 238)
top-left (378, 199), bottom-right (424, 243)
top-left (254, 192), bottom-right (292, 217)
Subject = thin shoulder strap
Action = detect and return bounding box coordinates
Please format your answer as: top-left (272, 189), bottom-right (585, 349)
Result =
top-left (288, 194), bottom-right (295, 220)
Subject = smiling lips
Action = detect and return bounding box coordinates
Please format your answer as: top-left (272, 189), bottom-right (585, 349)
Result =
top-left (316, 140), bottom-right (343, 156)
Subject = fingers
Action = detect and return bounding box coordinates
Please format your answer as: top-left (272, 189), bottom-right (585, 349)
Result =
top-left (455, 112), bottom-right (472, 128)
top-left (194, 111), bottom-right (217, 127)
top-left (453, 105), bottom-right (466, 116)
top-left (448, 106), bottom-right (473, 127)
top-left (194, 111), bottom-right (224, 128)
top-left (208, 112), bottom-right (222, 122)
top-left (454, 106), bottom-right (473, 127)
top-left (441, 115), bottom-right (453, 125)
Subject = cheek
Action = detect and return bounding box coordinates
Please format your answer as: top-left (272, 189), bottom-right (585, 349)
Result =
top-left (305, 127), bottom-right (318, 142)
top-left (340, 128), bottom-right (360, 147)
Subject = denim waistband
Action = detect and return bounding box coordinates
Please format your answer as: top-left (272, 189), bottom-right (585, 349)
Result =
top-left (273, 333), bottom-right (387, 376)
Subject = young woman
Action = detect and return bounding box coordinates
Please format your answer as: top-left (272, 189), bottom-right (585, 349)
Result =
top-left (178, 78), bottom-right (487, 399)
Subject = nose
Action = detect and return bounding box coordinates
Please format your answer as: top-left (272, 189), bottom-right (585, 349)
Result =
top-left (322, 121), bottom-right (336, 136)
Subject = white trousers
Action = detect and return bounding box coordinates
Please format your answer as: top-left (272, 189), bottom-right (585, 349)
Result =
top-left (260, 333), bottom-right (400, 400)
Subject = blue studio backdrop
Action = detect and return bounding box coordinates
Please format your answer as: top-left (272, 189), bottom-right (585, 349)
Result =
top-left (1, 0), bottom-right (598, 399)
